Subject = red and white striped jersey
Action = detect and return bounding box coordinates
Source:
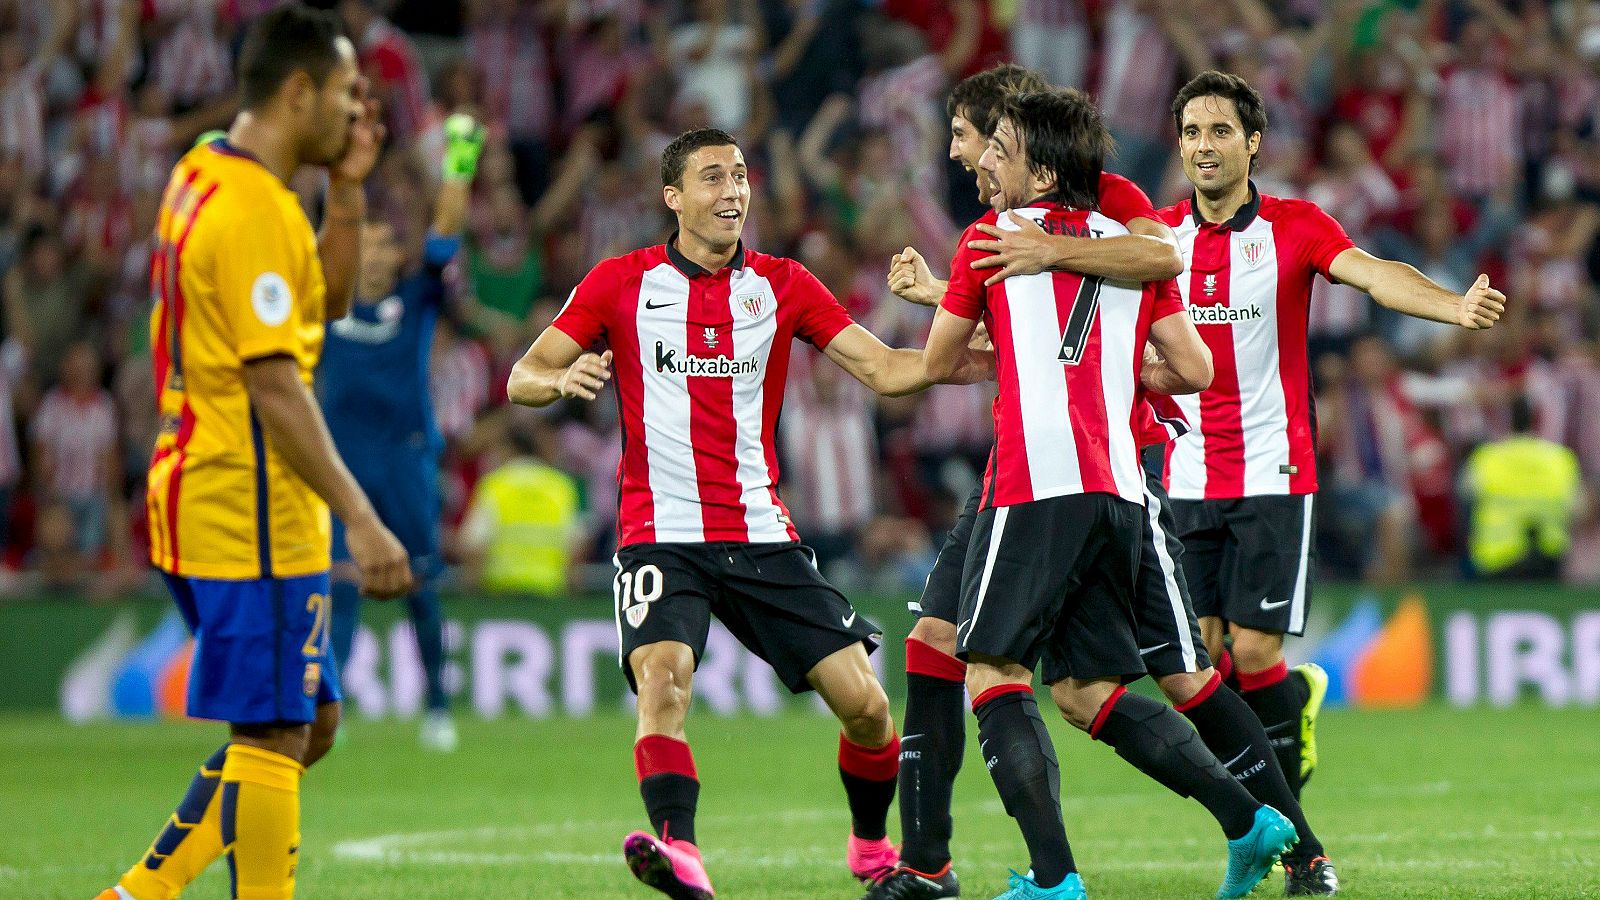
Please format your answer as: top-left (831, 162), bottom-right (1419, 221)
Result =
top-left (942, 203), bottom-right (1182, 508)
top-left (551, 238), bottom-right (855, 547)
top-left (1158, 186), bottom-right (1355, 500)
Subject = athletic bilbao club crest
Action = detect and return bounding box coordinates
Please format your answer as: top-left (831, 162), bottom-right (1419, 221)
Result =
top-left (1240, 238), bottom-right (1267, 268)
top-left (737, 293), bottom-right (765, 319)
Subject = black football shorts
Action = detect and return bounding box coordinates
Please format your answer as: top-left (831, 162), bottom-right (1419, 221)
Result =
top-left (614, 541), bottom-right (882, 694)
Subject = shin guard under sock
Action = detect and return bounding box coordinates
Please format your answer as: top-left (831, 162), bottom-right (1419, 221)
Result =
top-left (974, 684), bottom-right (1074, 888)
top-left (898, 638), bottom-right (966, 871)
top-left (1091, 688), bottom-right (1257, 840)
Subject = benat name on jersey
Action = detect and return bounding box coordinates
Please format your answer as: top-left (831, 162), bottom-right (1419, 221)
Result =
top-left (653, 342), bottom-right (761, 377)
top-left (1188, 303), bottom-right (1264, 324)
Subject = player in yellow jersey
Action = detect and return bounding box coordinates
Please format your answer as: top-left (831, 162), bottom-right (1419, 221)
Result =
top-left (100, 7), bottom-right (412, 900)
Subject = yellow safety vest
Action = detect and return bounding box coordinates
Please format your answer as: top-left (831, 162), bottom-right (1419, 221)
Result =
top-left (472, 460), bottom-right (580, 595)
top-left (1462, 436), bottom-right (1580, 574)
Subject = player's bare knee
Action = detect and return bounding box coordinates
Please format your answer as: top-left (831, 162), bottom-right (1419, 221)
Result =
top-left (302, 703), bottom-right (341, 768)
top-left (230, 722), bottom-right (311, 763)
top-left (838, 684), bottom-right (893, 747)
top-left (1157, 670), bottom-right (1208, 706)
top-left (1045, 684), bottom-right (1096, 732)
top-left (908, 617), bottom-right (958, 656)
top-left (1229, 628), bottom-right (1284, 672)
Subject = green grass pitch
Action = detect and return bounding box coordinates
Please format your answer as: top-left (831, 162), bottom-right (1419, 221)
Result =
top-left (4, 705), bottom-right (1597, 899)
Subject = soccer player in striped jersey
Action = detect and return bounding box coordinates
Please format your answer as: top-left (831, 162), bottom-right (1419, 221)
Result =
top-left (99, 8), bottom-right (412, 900)
top-left (1154, 72), bottom-right (1504, 895)
top-left (873, 65), bottom-right (1332, 900)
top-left (914, 88), bottom-right (1296, 900)
top-left (507, 128), bottom-right (992, 900)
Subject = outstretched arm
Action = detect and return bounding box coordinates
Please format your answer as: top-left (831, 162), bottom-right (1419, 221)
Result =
top-left (965, 211), bottom-right (1183, 285)
top-left (1328, 247), bottom-right (1506, 328)
top-left (822, 322), bottom-right (991, 397)
top-left (507, 327), bottom-right (614, 407)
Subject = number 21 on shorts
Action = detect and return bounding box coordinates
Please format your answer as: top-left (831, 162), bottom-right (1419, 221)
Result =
top-left (617, 563), bottom-right (664, 628)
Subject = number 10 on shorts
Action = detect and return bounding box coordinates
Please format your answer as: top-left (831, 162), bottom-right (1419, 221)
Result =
top-left (617, 563), bottom-right (664, 628)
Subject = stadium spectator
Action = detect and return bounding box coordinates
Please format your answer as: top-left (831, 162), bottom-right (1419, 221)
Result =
top-left (29, 340), bottom-right (118, 582)
top-left (0, 0), bottom-right (1594, 591)
top-left (458, 414), bottom-right (582, 596)
top-left (340, 0), bottom-right (431, 143)
top-left (1318, 334), bottom-right (1418, 585)
top-left (4, 225), bottom-right (97, 385)
top-left (1462, 394), bottom-right (1585, 580)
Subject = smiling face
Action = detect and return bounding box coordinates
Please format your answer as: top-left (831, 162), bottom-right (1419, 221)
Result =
top-left (1179, 94), bottom-right (1259, 197)
top-left (663, 143), bottom-right (749, 254)
top-left (978, 116), bottom-right (1050, 212)
top-left (950, 112), bottom-right (995, 203)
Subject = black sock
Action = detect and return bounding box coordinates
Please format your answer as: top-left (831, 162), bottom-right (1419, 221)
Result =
top-left (1239, 663), bottom-right (1306, 799)
top-left (975, 687), bottom-right (1075, 888)
top-left (839, 733), bottom-right (900, 842)
top-left (1181, 679), bottom-right (1323, 859)
top-left (899, 671), bottom-right (966, 871)
top-left (635, 735), bottom-right (699, 845)
top-left (1093, 689), bottom-right (1258, 840)
top-left (640, 773), bottom-right (699, 845)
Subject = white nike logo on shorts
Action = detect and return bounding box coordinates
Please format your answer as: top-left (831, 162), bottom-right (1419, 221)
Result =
top-left (842, 610), bottom-right (857, 628)
top-left (1259, 597), bottom-right (1291, 611)
top-left (1139, 642), bottom-right (1171, 656)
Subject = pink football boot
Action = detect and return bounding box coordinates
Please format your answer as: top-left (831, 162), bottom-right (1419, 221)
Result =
top-left (623, 831), bottom-right (714, 900)
top-left (848, 834), bottom-right (899, 884)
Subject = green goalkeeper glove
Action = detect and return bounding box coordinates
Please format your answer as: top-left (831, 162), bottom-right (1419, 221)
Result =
top-left (442, 113), bottom-right (486, 182)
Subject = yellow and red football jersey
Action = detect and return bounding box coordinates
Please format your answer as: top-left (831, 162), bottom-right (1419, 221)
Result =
top-left (147, 140), bottom-right (330, 579)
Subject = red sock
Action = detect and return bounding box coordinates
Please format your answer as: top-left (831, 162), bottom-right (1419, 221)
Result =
top-left (906, 637), bottom-right (966, 682)
top-left (635, 735), bottom-right (698, 845)
top-left (839, 732), bottom-right (899, 841)
top-left (1236, 660), bottom-right (1288, 693)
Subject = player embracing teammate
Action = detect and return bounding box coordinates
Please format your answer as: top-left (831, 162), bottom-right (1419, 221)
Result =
top-left (870, 67), bottom-right (1504, 900)
top-left (508, 128), bottom-right (992, 899)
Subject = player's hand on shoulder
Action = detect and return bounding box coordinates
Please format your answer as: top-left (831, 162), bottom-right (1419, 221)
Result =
top-left (1459, 273), bottom-right (1507, 330)
top-left (887, 246), bottom-right (942, 306)
top-left (558, 350), bottom-right (613, 401)
top-left (345, 515), bottom-right (413, 600)
top-left (969, 210), bottom-right (1054, 286)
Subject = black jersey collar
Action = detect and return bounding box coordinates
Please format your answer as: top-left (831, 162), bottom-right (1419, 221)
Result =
top-left (1190, 180), bottom-right (1261, 231)
top-left (667, 231), bottom-right (746, 278)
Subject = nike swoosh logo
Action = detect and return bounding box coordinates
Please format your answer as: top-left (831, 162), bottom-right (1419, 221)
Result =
top-left (644, 299), bottom-right (678, 309)
top-left (842, 611), bottom-right (857, 628)
top-left (1139, 642), bottom-right (1171, 656)
top-left (1259, 597), bottom-right (1291, 611)
top-left (1222, 748), bottom-right (1251, 769)
top-left (901, 734), bottom-right (922, 744)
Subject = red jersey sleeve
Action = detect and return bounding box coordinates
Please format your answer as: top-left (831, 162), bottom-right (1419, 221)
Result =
top-left (790, 263), bottom-right (855, 349)
top-left (940, 219), bottom-right (992, 320)
top-left (1152, 278), bottom-right (1185, 320)
top-left (551, 261), bottom-right (612, 347)
top-left (1293, 201), bottom-right (1356, 280)
top-left (1097, 172), bottom-right (1159, 226)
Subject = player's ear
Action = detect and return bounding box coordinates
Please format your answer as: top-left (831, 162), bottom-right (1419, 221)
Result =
top-left (283, 68), bottom-right (317, 115)
top-left (663, 184), bottom-right (681, 214)
top-left (1247, 131), bottom-right (1261, 158)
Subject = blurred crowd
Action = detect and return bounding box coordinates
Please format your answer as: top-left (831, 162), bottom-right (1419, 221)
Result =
top-left (1, 0), bottom-right (1597, 598)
